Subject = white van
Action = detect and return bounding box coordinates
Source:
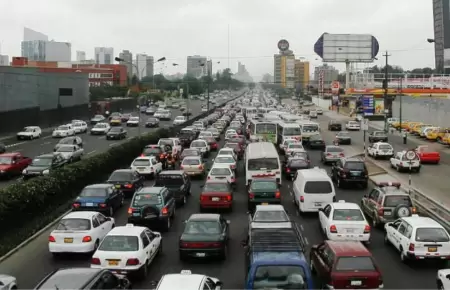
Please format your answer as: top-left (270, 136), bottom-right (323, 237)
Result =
top-left (293, 167), bottom-right (336, 213)
top-left (245, 142), bottom-right (281, 185)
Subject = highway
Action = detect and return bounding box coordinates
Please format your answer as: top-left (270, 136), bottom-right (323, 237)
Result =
top-left (0, 105), bottom-right (438, 289)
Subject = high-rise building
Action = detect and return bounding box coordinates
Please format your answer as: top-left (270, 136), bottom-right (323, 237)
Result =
top-left (313, 64), bottom-right (339, 84)
top-left (187, 55), bottom-right (207, 78)
top-left (0, 55), bottom-right (9, 66)
top-left (136, 54), bottom-right (149, 79)
top-left (76, 51), bottom-right (86, 62)
top-left (23, 27), bottom-right (48, 41)
top-left (118, 50), bottom-right (133, 78)
top-left (21, 40), bottom-right (71, 62)
top-left (274, 52), bottom-right (295, 88)
top-left (294, 59), bottom-right (310, 90)
top-left (132, 60), bottom-right (138, 77)
top-left (94, 47), bottom-right (113, 65)
top-left (146, 56), bottom-right (154, 79)
top-left (235, 62), bottom-right (252, 82)
top-left (432, 0), bottom-right (450, 73)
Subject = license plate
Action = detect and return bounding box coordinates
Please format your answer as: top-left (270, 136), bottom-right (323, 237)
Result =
top-left (383, 211), bottom-right (392, 216)
top-left (212, 197), bottom-right (220, 201)
top-left (196, 253), bottom-right (206, 257)
top-left (351, 280), bottom-right (362, 286)
top-left (133, 213), bottom-right (140, 216)
top-left (429, 247), bottom-right (437, 252)
top-left (262, 202), bottom-right (269, 205)
top-left (350, 171), bottom-right (360, 176)
top-left (346, 229), bottom-right (354, 233)
top-left (64, 238), bottom-right (73, 243)
top-left (115, 185), bottom-right (121, 188)
top-left (137, 167), bottom-right (145, 170)
top-left (86, 203), bottom-right (94, 207)
top-left (315, 203), bottom-right (322, 207)
top-left (108, 260), bottom-right (120, 266)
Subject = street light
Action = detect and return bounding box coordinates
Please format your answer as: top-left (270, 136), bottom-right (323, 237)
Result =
top-left (427, 38), bottom-right (435, 43)
top-left (172, 63), bottom-right (192, 119)
top-left (199, 60), bottom-right (220, 111)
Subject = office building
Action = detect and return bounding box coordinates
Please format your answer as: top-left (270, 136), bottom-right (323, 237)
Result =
top-left (187, 55), bottom-right (207, 78)
top-left (21, 40), bottom-right (71, 62)
top-left (118, 50), bottom-right (133, 78)
top-left (433, 0), bottom-right (450, 73)
top-left (294, 59), bottom-right (310, 90)
top-left (235, 62), bottom-right (252, 82)
top-left (132, 60), bottom-right (138, 77)
top-left (136, 54), bottom-right (151, 79)
top-left (313, 64), bottom-right (339, 86)
top-left (94, 47), bottom-right (113, 65)
top-left (0, 55), bottom-right (9, 66)
top-left (23, 27), bottom-right (48, 41)
top-left (146, 56), bottom-right (154, 79)
top-left (274, 50), bottom-right (295, 88)
top-left (76, 51), bottom-right (86, 62)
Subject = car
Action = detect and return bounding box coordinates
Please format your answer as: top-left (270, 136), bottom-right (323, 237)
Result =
top-left (145, 117), bottom-right (159, 128)
top-left (335, 131), bottom-right (351, 145)
top-left (126, 116), bottom-right (140, 127)
top-left (72, 184), bottom-right (124, 216)
top-left (203, 136), bottom-right (219, 151)
top-left (106, 169), bottom-right (144, 197)
top-left (141, 145), bottom-right (165, 159)
top-left (154, 171), bottom-right (191, 205)
top-left (309, 110), bottom-right (318, 118)
top-left (225, 131), bottom-right (237, 141)
top-left (199, 180), bottom-right (233, 211)
top-left (212, 155), bottom-right (237, 172)
top-left (367, 142), bottom-right (394, 159)
top-left (158, 138), bottom-right (182, 159)
top-left (152, 270), bottom-right (222, 290)
top-left (283, 157), bottom-right (310, 179)
top-left (247, 178), bottom-right (281, 210)
top-left (415, 145), bottom-right (440, 164)
top-left (172, 103), bottom-right (180, 109)
top-left (177, 128), bottom-right (196, 147)
top-left (331, 157), bottom-right (368, 188)
top-left (109, 116), bottom-right (122, 126)
top-left (345, 120), bottom-right (360, 131)
top-left (207, 165), bottom-right (236, 186)
top-left (48, 211), bottom-right (115, 256)
top-left (54, 136), bottom-right (84, 151)
top-left (251, 204), bottom-right (289, 222)
top-left (180, 156), bottom-right (206, 178)
top-left (91, 224), bottom-right (162, 279)
top-left (368, 130), bottom-right (388, 143)
top-left (121, 113), bottom-right (132, 122)
top-left (0, 152), bottom-right (32, 178)
top-left (155, 109), bottom-right (172, 120)
top-left (310, 241), bottom-right (383, 289)
top-left (130, 156), bottom-right (163, 178)
top-left (384, 215), bottom-right (450, 263)
top-left (90, 123), bottom-right (110, 135)
top-left (146, 107), bottom-right (157, 115)
top-left (183, 109), bottom-right (192, 116)
top-left (198, 130), bottom-right (213, 139)
top-left (328, 120), bottom-right (342, 131)
top-left (35, 268), bottom-right (131, 290)
top-left (316, 108), bottom-right (323, 115)
top-left (190, 139), bottom-right (210, 157)
top-left (285, 142), bottom-right (305, 155)
top-left (390, 151), bottom-right (421, 172)
top-left (90, 114), bottom-right (106, 125)
top-left (22, 153), bottom-right (67, 179)
top-left (179, 214), bottom-right (230, 261)
top-left (305, 133), bottom-right (325, 150)
top-left (52, 124), bottom-right (75, 138)
top-left (437, 269), bottom-right (450, 289)
top-left (319, 200), bottom-right (371, 244)
top-left (206, 127), bottom-right (220, 140)
top-left (180, 148), bottom-right (201, 160)
top-left (321, 145), bottom-right (345, 164)
top-left (106, 127), bottom-right (127, 140)
top-left (54, 144), bottom-right (84, 162)
top-left (127, 187), bottom-right (175, 231)
top-left (279, 139), bottom-right (297, 153)
top-left (72, 121), bottom-right (88, 134)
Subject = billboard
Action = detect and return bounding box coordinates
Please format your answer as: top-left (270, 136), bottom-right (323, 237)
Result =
top-left (314, 33), bottom-right (379, 62)
top-left (331, 81), bottom-right (340, 94)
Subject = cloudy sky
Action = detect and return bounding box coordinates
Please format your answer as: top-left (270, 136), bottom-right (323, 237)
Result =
top-left (0, 0), bottom-right (435, 80)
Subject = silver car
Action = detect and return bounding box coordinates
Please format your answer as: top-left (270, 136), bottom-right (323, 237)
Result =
top-left (321, 145), bottom-right (345, 164)
top-left (181, 156), bottom-right (206, 177)
top-left (55, 144), bottom-right (84, 162)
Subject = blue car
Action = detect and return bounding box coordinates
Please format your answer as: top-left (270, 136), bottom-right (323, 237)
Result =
top-left (72, 183), bottom-right (124, 216)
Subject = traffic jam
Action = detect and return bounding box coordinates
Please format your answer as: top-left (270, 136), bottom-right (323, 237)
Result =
top-left (1, 90), bottom-right (450, 290)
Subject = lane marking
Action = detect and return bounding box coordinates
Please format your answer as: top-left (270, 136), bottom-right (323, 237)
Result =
top-left (304, 237), bottom-right (309, 245)
top-left (300, 224), bottom-right (304, 231)
top-left (42, 135), bottom-right (52, 140)
top-left (289, 191), bottom-right (293, 197)
top-left (87, 150), bottom-right (96, 155)
top-left (98, 136), bottom-right (106, 140)
top-left (40, 141), bottom-right (51, 146)
top-left (109, 143), bottom-right (118, 147)
top-left (5, 142), bottom-right (27, 148)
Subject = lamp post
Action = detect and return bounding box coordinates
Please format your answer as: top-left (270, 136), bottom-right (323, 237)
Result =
top-left (199, 60), bottom-right (220, 112)
top-left (173, 63), bottom-right (191, 120)
top-left (427, 38), bottom-right (443, 74)
top-left (114, 56), bottom-right (166, 136)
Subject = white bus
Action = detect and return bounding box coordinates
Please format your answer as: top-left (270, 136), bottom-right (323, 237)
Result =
top-left (245, 142), bottom-right (281, 185)
top-left (276, 121), bottom-right (302, 147)
top-left (249, 119), bottom-right (278, 143)
top-left (279, 114), bottom-right (304, 122)
top-left (299, 122), bottom-right (320, 141)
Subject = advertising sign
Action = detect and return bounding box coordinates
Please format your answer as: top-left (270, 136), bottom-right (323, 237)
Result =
top-left (363, 95), bottom-right (374, 116)
top-left (374, 99), bottom-right (385, 115)
top-left (278, 39), bottom-right (290, 52)
top-left (331, 81), bottom-right (340, 94)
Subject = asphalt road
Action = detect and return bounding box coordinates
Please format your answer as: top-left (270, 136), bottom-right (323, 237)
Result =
top-left (0, 110), bottom-right (439, 289)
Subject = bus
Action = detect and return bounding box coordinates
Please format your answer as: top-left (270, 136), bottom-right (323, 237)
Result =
top-left (277, 121), bottom-right (302, 147)
top-left (241, 106), bottom-right (258, 119)
top-left (249, 119), bottom-right (278, 143)
top-left (299, 122), bottom-right (320, 141)
top-left (245, 142), bottom-right (281, 185)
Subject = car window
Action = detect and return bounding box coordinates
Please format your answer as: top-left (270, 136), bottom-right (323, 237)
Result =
top-left (210, 168), bottom-right (231, 175)
top-left (133, 159), bottom-right (151, 166)
top-left (56, 218), bottom-right (91, 230)
top-left (183, 158), bottom-right (200, 165)
top-left (344, 162), bottom-right (365, 170)
top-left (304, 181), bottom-right (332, 194)
top-left (254, 210), bottom-right (289, 222)
top-left (332, 209), bottom-right (365, 221)
top-left (108, 171), bottom-right (132, 182)
top-left (335, 257), bottom-right (376, 271)
top-left (80, 187), bottom-right (107, 197)
top-left (132, 193), bottom-right (163, 206)
top-left (415, 228), bottom-right (450, 242)
top-left (141, 232), bottom-right (150, 248)
top-left (184, 221), bottom-right (221, 234)
top-left (251, 181), bottom-right (277, 191)
top-left (383, 195), bottom-right (412, 207)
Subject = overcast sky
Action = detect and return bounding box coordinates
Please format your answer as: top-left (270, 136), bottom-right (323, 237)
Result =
top-left (0, 0), bottom-right (435, 80)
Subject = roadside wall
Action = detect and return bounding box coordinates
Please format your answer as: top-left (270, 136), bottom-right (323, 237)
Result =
top-left (392, 96), bottom-right (450, 127)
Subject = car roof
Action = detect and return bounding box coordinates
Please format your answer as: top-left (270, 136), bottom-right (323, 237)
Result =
top-left (401, 215), bottom-right (443, 227)
top-left (255, 204), bottom-right (285, 211)
top-left (330, 201), bottom-right (360, 210)
top-left (37, 268), bottom-right (102, 289)
top-left (84, 183), bottom-right (112, 189)
top-left (183, 156), bottom-right (201, 159)
top-left (158, 273), bottom-right (205, 289)
top-left (0, 152), bottom-right (21, 157)
top-left (134, 156), bottom-right (153, 160)
top-left (62, 211), bottom-right (98, 219)
top-left (37, 154), bottom-right (55, 158)
top-left (211, 164), bottom-right (232, 169)
top-left (107, 224), bottom-right (146, 236)
top-left (205, 180), bottom-right (229, 185)
top-left (138, 186), bottom-right (164, 193)
top-left (188, 213), bottom-right (220, 221)
top-left (252, 178), bottom-right (277, 183)
top-left (326, 240), bottom-right (370, 256)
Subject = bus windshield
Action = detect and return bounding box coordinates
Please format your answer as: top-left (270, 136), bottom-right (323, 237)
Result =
top-left (283, 127), bottom-right (301, 136)
top-left (255, 123), bottom-right (276, 134)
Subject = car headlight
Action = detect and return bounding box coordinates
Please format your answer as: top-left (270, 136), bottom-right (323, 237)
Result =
top-left (43, 169), bottom-right (50, 174)
top-left (22, 169), bottom-right (27, 174)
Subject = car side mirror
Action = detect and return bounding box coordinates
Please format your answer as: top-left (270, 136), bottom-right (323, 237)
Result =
top-left (215, 281), bottom-right (223, 287)
top-left (363, 194), bottom-right (368, 198)
top-left (106, 217), bottom-right (112, 221)
top-left (149, 280), bottom-right (159, 287)
top-left (318, 208), bottom-right (323, 212)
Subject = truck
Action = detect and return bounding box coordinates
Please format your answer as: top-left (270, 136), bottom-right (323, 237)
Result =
top-left (0, 152), bottom-right (32, 178)
top-left (241, 221), bottom-right (314, 289)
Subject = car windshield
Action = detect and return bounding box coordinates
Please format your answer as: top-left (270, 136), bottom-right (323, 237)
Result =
top-left (133, 159), bottom-right (151, 166)
top-left (59, 138), bottom-right (75, 145)
top-left (0, 156), bottom-right (12, 165)
top-left (175, 117), bottom-right (185, 120)
top-left (98, 236), bottom-right (139, 252)
top-left (183, 158), bottom-right (200, 165)
top-left (184, 221), bottom-right (221, 234)
top-left (132, 193), bottom-right (162, 206)
top-left (383, 196), bottom-right (412, 207)
top-left (129, 117), bottom-right (139, 121)
top-left (155, 175), bottom-right (184, 186)
top-left (109, 128), bottom-right (121, 132)
top-left (94, 124), bottom-right (107, 128)
top-left (31, 157), bottom-right (52, 166)
top-left (215, 157), bottom-right (234, 163)
top-left (304, 181), bottom-right (333, 194)
top-left (302, 125), bottom-right (319, 132)
top-left (289, 144), bottom-right (303, 149)
top-left (191, 141), bottom-right (206, 147)
top-left (94, 115), bottom-right (103, 119)
top-left (253, 266), bottom-right (307, 289)
top-left (379, 144), bottom-right (392, 150)
top-left (203, 183), bottom-right (229, 192)
top-left (289, 159), bottom-right (308, 167)
top-left (335, 257), bottom-right (376, 271)
top-left (58, 126), bottom-right (69, 130)
top-left (415, 228), bottom-right (450, 242)
top-left (56, 146), bottom-right (75, 152)
top-left (182, 150), bottom-right (199, 156)
top-left (108, 171), bottom-right (132, 182)
top-left (248, 158), bottom-right (279, 170)
top-left (80, 187), bottom-right (107, 197)
top-left (327, 147), bottom-right (344, 153)
top-left (338, 132), bottom-right (349, 137)
top-left (373, 131), bottom-right (386, 136)
top-left (254, 210), bottom-right (288, 222)
top-left (143, 148), bottom-right (161, 155)
top-left (332, 209), bottom-right (365, 221)
top-left (345, 162), bottom-right (365, 170)
top-left (147, 118), bottom-right (158, 122)
top-left (251, 181), bottom-right (277, 191)
top-left (199, 132), bottom-right (213, 136)
top-left (158, 139), bottom-right (173, 146)
top-left (56, 218), bottom-right (91, 231)
top-left (24, 127), bottom-right (35, 132)
top-left (210, 167), bottom-right (231, 175)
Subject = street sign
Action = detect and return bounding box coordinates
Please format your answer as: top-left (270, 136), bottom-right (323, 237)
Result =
top-left (361, 118), bottom-right (369, 131)
top-left (405, 150), bottom-right (416, 160)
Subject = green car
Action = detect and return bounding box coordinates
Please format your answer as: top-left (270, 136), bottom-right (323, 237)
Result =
top-left (247, 178), bottom-right (281, 211)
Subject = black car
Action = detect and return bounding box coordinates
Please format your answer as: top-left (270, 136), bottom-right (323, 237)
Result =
top-left (328, 120), bottom-right (342, 131)
top-left (141, 145), bottom-right (164, 160)
top-left (145, 117), bottom-right (160, 128)
top-left (72, 184), bottom-right (124, 216)
top-left (23, 153), bottom-right (67, 179)
top-left (128, 186), bottom-right (175, 231)
top-left (179, 213), bottom-right (229, 261)
top-left (331, 157), bottom-right (368, 188)
top-left (54, 136), bottom-right (83, 151)
top-left (306, 134), bottom-right (326, 150)
top-left (0, 142), bottom-right (5, 154)
top-left (247, 178), bottom-right (281, 210)
top-left (34, 268), bottom-right (131, 290)
top-left (284, 158), bottom-right (310, 180)
top-left (368, 130), bottom-right (388, 143)
top-left (335, 131), bottom-right (352, 145)
top-left (154, 171), bottom-right (191, 205)
top-left (178, 131), bottom-right (196, 147)
top-left (106, 127), bottom-right (127, 140)
top-left (121, 113), bottom-right (131, 122)
top-left (107, 169), bottom-right (144, 197)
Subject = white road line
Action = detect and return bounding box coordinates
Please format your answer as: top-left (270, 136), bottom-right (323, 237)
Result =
top-left (42, 135), bottom-right (52, 140)
top-left (109, 143), bottom-right (118, 147)
top-left (98, 136), bottom-right (105, 140)
top-left (87, 150), bottom-right (96, 155)
top-left (304, 237), bottom-right (309, 245)
top-left (300, 224), bottom-right (304, 231)
top-left (289, 191), bottom-right (293, 197)
top-left (40, 141), bottom-right (51, 146)
top-left (5, 142), bottom-right (27, 148)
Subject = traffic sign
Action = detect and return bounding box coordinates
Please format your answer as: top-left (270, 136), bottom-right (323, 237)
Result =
top-left (361, 118), bottom-right (369, 131)
top-left (405, 150), bottom-right (416, 160)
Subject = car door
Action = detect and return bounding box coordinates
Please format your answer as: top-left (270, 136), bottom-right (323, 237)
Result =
top-left (145, 229), bottom-right (159, 260)
top-left (140, 232), bottom-right (152, 262)
top-left (93, 214), bottom-right (110, 238)
top-left (107, 186), bottom-right (120, 208)
top-left (395, 221), bottom-right (409, 250)
top-left (220, 217), bottom-right (229, 242)
top-left (162, 188), bottom-right (175, 214)
top-left (319, 205), bottom-right (332, 231)
top-left (366, 189), bottom-right (380, 218)
top-left (386, 219), bottom-right (403, 248)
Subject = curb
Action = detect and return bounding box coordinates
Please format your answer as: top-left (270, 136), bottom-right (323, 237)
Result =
top-left (0, 209), bottom-right (71, 263)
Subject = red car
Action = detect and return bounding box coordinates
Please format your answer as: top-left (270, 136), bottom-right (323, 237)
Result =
top-left (415, 145), bottom-right (440, 164)
top-left (310, 241), bottom-right (383, 289)
top-left (224, 142), bottom-right (243, 159)
top-left (204, 136), bottom-right (218, 151)
top-left (0, 152), bottom-right (32, 178)
top-left (199, 180), bottom-right (233, 211)
top-left (229, 136), bottom-right (246, 148)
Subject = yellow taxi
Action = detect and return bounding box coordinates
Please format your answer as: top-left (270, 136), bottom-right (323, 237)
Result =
top-left (442, 133), bottom-right (450, 145)
top-left (406, 122), bottom-right (421, 132)
top-left (427, 127), bottom-right (450, 142)
top-left (392, 120), bottom-right (410, 129)
top-left (109, 116), bottom-right (122, 126)
top-left (420, 126), bottom-right (438, 138)
top-left (412, 124), bottom-right (432, 135)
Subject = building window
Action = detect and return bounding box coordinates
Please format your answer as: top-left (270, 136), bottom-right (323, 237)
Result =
top-left (100, 73), bottom-right (113, 78)
top-left (104, 54), bottom-right (111, 64)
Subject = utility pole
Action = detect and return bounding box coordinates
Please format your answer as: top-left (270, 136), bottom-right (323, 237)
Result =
top-left (383, 51), bottom-right (391, 132)
top-left (398, 77), bottom-right (403, 132)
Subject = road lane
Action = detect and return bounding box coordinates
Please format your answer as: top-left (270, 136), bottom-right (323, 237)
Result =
top-left (0, 109), bottom-right (439, 289)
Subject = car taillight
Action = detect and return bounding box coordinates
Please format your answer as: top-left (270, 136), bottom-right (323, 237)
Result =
top-left (198, 165), bottom-right (203, 169)
top-left (91, 257), bottom-right (100, 265)
top-left (124, 183), bottom-right (133, 188)
top-left (161, 207), bottom-right (168, 215)
top-left (82, 236), bottom-right (92, 242)
top-left (231, 164), bottom-right (236, 169)
top-left (72, 203), bottom-right (81, 208)
top-left (408, 243), bottom-right (415, 251)
top-left (412, 207), bottom-right (417, 214)
top-left (286, 168), bottom-right (291, 172)
top-left (200, 195), bottom-right (208, 201)
top-left (99, 203), bottom-right (107, 208)
top-left (364, 225), bottom-right (370, 233)
top-left (327, 153), bottom-right (332, 156)
top-left (377, 207), bottom-right (384, 216)
top-left (231, 177), bottom-right (236, 183)
top-left (300, 196), bottom-right (304, 202)
top-left (249, 192), bottom-right (255, 199)
top-left (127, 207), bottom-right (135, 215)
top-left (49, 235), bottom-right (56, 242)
top-left (126, 258), bottom-right (140, 266)
top-left (275, 191), bottom-right (281, 198)
top-left (339, 153), bottom-right (345, 157)
top-left (330, 225), bottom-right (338, 233)
top-left (226, 194), bottom-right (232, 201)
top-left (140, 154), bottom-right (145, 157)
top-left (180, 165), bottom-right (184, 169)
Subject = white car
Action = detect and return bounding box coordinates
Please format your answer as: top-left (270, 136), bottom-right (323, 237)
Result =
top-left (367, 142), bottom-right (394, 159)
top-left (52, 124), bottom-right (75, 138)
top-left (158, 138), bottom-right (182, 158)
top-left (155, 110), bottom-right (172, 120)
top-left (437, 269), bottom-right (450, 289)
top-left (285, 142), bottom-right (305, 155)
top-left (90, 122), bottom-right (110, 135)
top-left (280, 139), bottom-right (296, 152)
top-left (390, 151), bottom-right (421, 172)
top-left (0, 274), bottom-right (17, 290)
top-left (72, 121), bottom-right (88, 134)
top-left (213, 155), bottom-right (237, 171)
top-left (217, 148), bottom-right (237, 161)
top-left (49, 211), bottom-right (115, 256)
top-left (91, 224), bottom-right (162, 278)
top-left (207, 165), bottom-right (236, 185)
top-left (55, 144), bottom-right (84, 162)
top-left (206, 127), bottom-right (220, 139)
top-left (316, 108), bottom-right (323, 115)
top-left (252, 205), bottom-right (289, 223)
top-left (130, 156), bottom-right (162, 177)
top-left (309, 110), bottom-right (318, 118)
top-left (201, 106), bottom-right (208, 112)
top-left (17, 126), bottom-right (42, 140)
top-left (198, 131), bottom-right (213, 139)
top-left (190, 139), bottom-right (210, 157)
top-left (345, 121), bottom-right (360, 131)
top-left (126, 116), bottom-right (140, 127)
top-left (153, 270), bottom-right (222, 290)
top-left (173, 116), bottom-right (187, 125)
top-left (319, 200), bottom-right (371, 244)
